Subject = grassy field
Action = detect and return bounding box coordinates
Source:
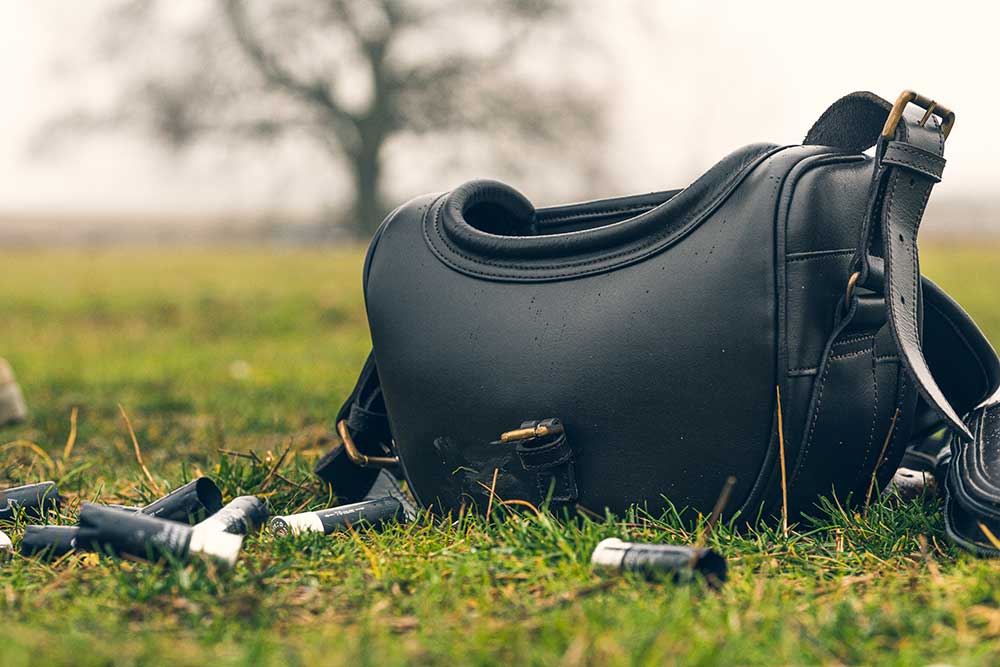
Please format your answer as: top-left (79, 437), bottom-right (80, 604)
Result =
top-left (1, 245), bottom-right (999, 666)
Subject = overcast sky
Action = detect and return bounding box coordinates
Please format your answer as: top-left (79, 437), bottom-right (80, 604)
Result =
top-left (1, 0), bottom-right (998, 228)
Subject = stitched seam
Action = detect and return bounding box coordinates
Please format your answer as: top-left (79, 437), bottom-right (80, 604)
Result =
top-left (538, 204), bottom-right (655, 224)
top-left (911, 180), bottom-right (933, 341)
top-left (432, 167), bottom-right (739, 271)
top-left (888, 143), bottom-right (943, 159)
top-left (883, 155), bottom-right (941, 173)
top-left (884, 372), bottom-right (908, 481)
top-left (886, 142), bottom-right (945, 170)
top-left (884, 170), bottom-right (908, 360)
top-left (875, 354), bottom-right (900, 362)
top-left (792, 358), bottom-right (832, 487)
top-left (882, 155), bottom-right (942, 178)
top-left (787, 366), bottom-right (819, 374)
top-left (425, 145), bottom-right (778, 278)
top-left (786, 249), bottom-right (856, 263)
top-left (857, 341), bottom-right (879, 486)
top-left (837, 333), bottom-right (877, 345)
top-left (830, 348), bottom-right (871, 361)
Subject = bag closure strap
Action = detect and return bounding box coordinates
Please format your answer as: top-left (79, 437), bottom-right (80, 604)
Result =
top-left (817, 90), bottom-right (973, 440)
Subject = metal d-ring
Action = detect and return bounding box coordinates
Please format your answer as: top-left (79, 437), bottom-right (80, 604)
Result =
top-left (336, 419), bottom-right (399, 469)
top-left (844, 271), bottom-right (861, 310)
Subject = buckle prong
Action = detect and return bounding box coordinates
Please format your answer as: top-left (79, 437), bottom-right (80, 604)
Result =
top-left (917, 102), bottom-right (938, 128)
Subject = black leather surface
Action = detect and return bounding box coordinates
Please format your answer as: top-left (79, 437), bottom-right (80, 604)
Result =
top-left (368, 145), bottom-right (835, 515)
top-left (361, 137), bottom-right (915, 518)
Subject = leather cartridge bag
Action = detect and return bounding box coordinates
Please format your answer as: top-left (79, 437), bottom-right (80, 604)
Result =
top-left (317, 90), bottom-right (1000, 555)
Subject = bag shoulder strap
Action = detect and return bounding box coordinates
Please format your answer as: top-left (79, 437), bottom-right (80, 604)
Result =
top-left (810, 91), bottom-right (1000, 556)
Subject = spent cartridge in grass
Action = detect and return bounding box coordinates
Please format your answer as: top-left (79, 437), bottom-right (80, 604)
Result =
top-left (77, 503), bottom-right (243, 567)
top-left (22, 491), bottom-right (256, 560)
top-left (20, 525), bottom-right (79, 558)
top-left (22, 479), bottom-right (227, 560)
top-left (0, 481), bottom-right (60, 521)
top-left (591, 538), bottom-right (727, 586)
top-left (269, 496), bottom-right (404, 536)
top-left (131, 478), bottom-right (224, 523)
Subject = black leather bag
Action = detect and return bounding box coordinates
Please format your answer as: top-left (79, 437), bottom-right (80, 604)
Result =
top-left (317, 90), bottom-right (1000, 555)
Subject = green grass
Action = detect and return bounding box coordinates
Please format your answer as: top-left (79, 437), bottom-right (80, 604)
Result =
top-left (1, 245), bottom-right (999, 666)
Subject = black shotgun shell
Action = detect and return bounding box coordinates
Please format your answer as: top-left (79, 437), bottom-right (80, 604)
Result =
top-left (20, 525), bottom-right (79, 558)
top-left (591, 538), bottom-right (727, 586)
top-left (269, 496), bottom-right (404, 536)
top-left (139, 478), bottom-right (224, 523)
top-left (21, 478), bottom-right (228, 560)
top-left (0, 481), bottom-right (60, 521)
top-left (77, 503), bottom-right (242, 567)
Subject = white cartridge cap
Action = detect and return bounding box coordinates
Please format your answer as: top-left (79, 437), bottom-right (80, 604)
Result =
top-left (188, 527), bottom-right (244, 567)
top-left (590, 537), bottom-right (629, 570)
top-left (268, 512), bottom-right (325, 536)
top-left (0, 529), bottom-right (11, 551)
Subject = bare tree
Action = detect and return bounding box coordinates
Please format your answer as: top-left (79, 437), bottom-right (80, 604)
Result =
top-left (49, 0), bottom-right (604, 237)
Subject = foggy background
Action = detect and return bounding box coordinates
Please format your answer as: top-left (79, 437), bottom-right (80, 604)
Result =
top-left (2, 0), bottom-right (999, 244)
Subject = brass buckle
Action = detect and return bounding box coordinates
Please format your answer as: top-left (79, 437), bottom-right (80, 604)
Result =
top-left (336, 419), bottom-right (399, 469)
top-left (881, 90), bottom-right (955, 140)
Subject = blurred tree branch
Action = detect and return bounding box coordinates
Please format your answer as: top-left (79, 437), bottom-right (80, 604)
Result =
top-left (43, 0), bottom-right (605, 237)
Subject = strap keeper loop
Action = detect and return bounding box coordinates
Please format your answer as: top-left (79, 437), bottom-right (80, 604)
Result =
top-left (881, 141), bottom-right (946, 182)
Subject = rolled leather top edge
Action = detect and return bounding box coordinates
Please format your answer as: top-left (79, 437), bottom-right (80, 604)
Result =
top-left (445, 179), bottom-right (535, 232)
top-left (435, 142), bottom-right (782, 262)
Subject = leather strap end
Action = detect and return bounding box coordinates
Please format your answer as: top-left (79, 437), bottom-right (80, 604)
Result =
top-left (804, 91), bottom-right (892, 153)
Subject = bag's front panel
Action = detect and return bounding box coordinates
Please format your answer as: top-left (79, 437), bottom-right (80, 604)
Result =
top-left (364, 154), bottom-right (801, 516)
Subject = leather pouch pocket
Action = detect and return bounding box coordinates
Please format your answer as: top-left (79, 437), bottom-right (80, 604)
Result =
top-left (943, 401), bottom-right (1000, 556)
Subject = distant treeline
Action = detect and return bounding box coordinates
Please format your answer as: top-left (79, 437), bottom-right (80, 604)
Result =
top-left (1, 199), bottom-right (999, 246)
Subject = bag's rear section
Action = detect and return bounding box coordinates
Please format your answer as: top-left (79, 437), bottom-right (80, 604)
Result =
top-left (773, 153), bottom-right (918, 516)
